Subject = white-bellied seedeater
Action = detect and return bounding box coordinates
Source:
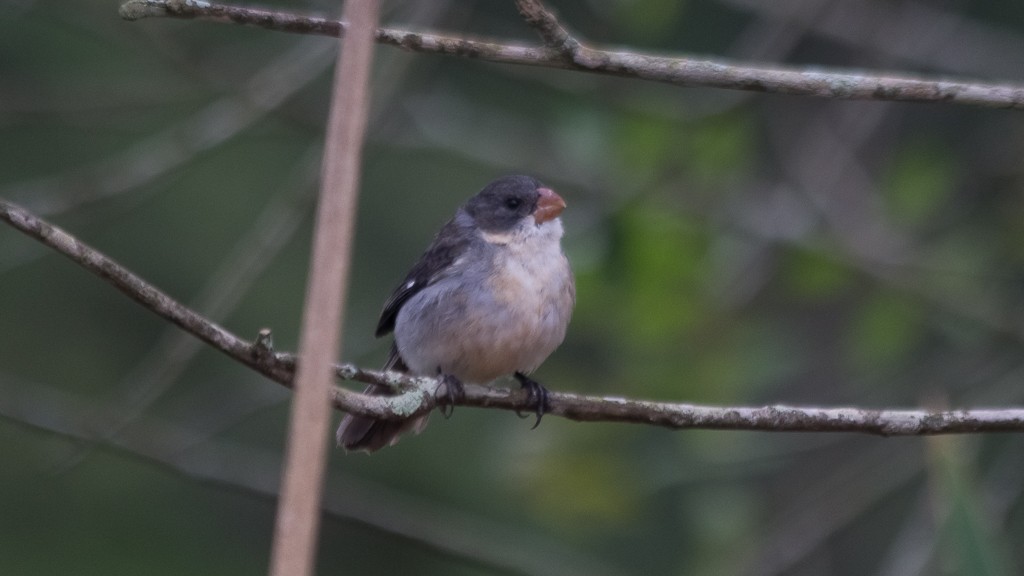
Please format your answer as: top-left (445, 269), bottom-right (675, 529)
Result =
top-left (336, 175), bottom-right (575, 452)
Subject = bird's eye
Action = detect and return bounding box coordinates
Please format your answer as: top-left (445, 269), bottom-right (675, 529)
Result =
top-left (504, 197), bottom-right (522, 210)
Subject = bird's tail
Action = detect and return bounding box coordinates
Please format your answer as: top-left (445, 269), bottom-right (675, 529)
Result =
top-left (335, 345), bottom-right (429, 452)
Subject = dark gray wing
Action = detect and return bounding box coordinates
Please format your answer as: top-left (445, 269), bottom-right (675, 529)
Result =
top-left (374, 216), bottom-right (473, 337)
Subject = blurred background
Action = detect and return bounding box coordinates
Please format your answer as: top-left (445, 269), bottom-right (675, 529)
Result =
top-left (3, 0), bottom-right (1024, 574)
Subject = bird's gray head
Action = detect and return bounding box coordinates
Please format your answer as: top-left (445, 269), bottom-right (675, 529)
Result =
top-left (465, 175), bottom-right (566, 234)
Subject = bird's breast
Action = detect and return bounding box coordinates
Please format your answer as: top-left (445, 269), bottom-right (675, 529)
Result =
top-left (394, 225), bottom-right (574, 384)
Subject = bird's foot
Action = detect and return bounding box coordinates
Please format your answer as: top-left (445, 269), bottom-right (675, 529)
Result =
top-left (513, 372), bottom-right (549, 429)
top-left (435, 371), bottom-right (464, 419)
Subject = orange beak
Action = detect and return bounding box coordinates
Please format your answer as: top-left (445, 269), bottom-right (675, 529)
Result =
top-left (533, 187), bottom-right (566, 224)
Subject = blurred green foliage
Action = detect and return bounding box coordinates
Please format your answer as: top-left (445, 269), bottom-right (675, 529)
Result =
top-left (2, 1), bottom-right (1024, 575)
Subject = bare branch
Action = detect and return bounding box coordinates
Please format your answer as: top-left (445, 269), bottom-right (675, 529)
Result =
top-left (48, 154), bottom-right (319, 473)
top-left (0, 197), bottom-right (430, 418)
top-left (4, 198), bottom-right (1024, 436)
top-left (514, 0), bottom-right (577, 53)
top-left (118, 0), bottom-right (1024, 109)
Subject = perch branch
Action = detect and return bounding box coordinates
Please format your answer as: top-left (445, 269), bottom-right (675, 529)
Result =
top-left (117, 0), bottom-right (1024, 109)
top-left (4, 198), bottom-right (1024, 435)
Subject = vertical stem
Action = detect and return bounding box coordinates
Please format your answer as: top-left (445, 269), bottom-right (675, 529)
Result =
top-left (268, 1), bottom-right (380, 575)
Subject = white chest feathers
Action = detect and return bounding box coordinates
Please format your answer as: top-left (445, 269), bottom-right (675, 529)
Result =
top-left (478, 219), bottom-right (575, 374)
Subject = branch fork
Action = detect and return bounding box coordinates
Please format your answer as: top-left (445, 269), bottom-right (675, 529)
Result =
top-left (118, 0), bottom-right (1024, 109)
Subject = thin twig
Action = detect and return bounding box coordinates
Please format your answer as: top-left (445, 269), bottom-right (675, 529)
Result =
top-left (117, 0), bottom-right (1024, 109)
top-left (0, 197), bottom-right (428, 418)
top-left (514, 0), bottom-right (576, 53)
top-left (3, 198), bottom-right (1024, 435)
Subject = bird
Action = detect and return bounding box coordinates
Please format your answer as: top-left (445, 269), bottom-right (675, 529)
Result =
top-left (336, 175), bottom-right (575, 452)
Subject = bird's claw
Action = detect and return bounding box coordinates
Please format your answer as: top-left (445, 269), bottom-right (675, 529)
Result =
top-left (435, 372), bottom-right (464, 419)
top-left (513, 372), bottom-right (549, 429)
